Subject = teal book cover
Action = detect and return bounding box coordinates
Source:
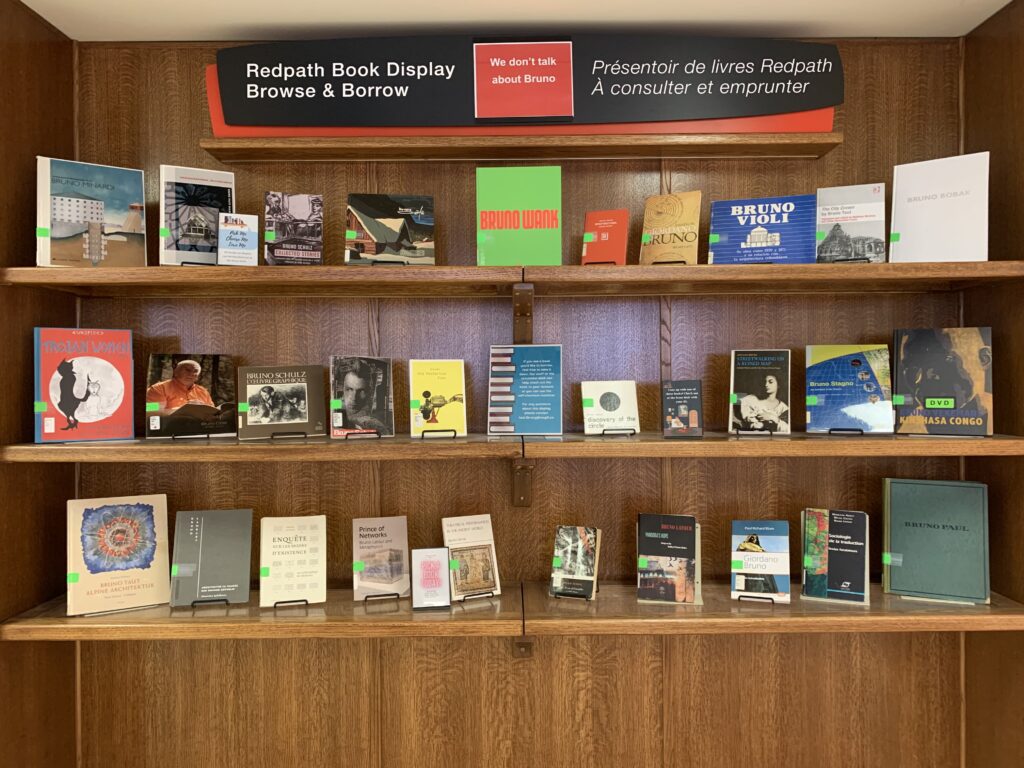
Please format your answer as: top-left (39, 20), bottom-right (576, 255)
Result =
top-left (884, 478), bottom-right (989, 604)
top-left (476, 166), bottom-right (562, 266)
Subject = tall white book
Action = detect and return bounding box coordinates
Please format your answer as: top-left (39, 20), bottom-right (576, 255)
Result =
top-left (259, 515), bottom-right (327, 608)
top-left (442, 514), bottom-right (501, 601)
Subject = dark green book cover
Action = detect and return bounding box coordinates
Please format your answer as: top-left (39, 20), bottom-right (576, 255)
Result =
top-left (476, 166), bottom-right (562, 266)
top-left (884, 478), bottom-right (989, 604)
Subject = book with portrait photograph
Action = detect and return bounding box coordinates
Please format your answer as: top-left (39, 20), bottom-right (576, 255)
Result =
top-left (805, 345), bottom-right (893, 434)
top-left (145, 354), bottom-right (236, 439)
top-left (345, 194), bottom-right (435, 265)
top-left (264, 191), bottom-right (323, 265)
top-left (731, 520), bottom-right (791, 604)
top-left (442, 514), bottom-right (501, 601)
top-left (729, 350), bottom-right (791, 434)
top-left (581, 380), bottom-right (640, 436)
top-left (549, 525), bottom-right (602, 599)
top-left (329, 356), bottom-right (394, 438)
top-left (236, 365), bottom-right (326, 440)
top-left (637, 513), bottom-right (702, 605)
top-left (409, 359), bottom-right (467, 438)
top-left (159, 165), bottom-right (235, 266)
top-left (639, 191), bottom-right (701, 265)
top-left (352, 516), bottom-right (409, 601)
top-left (661, 380), bottom-right (703, 438)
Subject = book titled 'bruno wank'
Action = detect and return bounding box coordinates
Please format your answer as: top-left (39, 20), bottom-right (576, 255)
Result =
top-left (488, 344), bottom-right (562, 435)
top-left (159, 165), bottom-right (235, 265)
top-left (345, 194), bottom-right (435, 265)
top-left (801, 508), bottom-right (869, 604)
top-left (581, 380), bottom-right (640, 435)
top-left (549, 525), bottom-right (602, 600)
top-left (884, 479), bottom-right (989, 604)
top-left (442, 514), bottom-right (501, 601)
top-left (352, 516), bottom-right (410, 601)
top-left (329, 356), bottom-right (395, 438)
top-left (170, 509), bottom-right (253, 607)
top-left (805, 344), bottom-right (893, 434)
top-left (815, 183), bottom-right (886, 263)
top-left (731, 520), bottom-right (791, 603)
top-left (639, 191), bottom-right (702, 265)
top-left (661, 380), bottom-right (703, 438)
top-left (709, 194), bottom-right (816, 264)
top-left (730, 350), bottom-right (791, 434)
top-left (145, 354), bottom-right (236, 439)
top-left (237, 365), bottom-right (326, 440)
top-left (259, 515), bottom-right (327, 608)
top-left (476, 166), bottom-right (562, 266)
top-left (637, 513), bottom-right (702, 605)
top-left (67, 494), bottom-right (170, 616)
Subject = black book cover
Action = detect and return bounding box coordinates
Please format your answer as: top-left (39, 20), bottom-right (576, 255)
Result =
top-left (237, 365), bottom-right (326, 439)
top-left (802, 508), bottom-right (868, 603)
top-left (637, 513), bottom-right (700, 603)
top-left (661, 380), bottom-right (703, 438)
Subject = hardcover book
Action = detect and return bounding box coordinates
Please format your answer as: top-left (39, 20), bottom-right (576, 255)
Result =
top-left (259, 515), bottom-right (327, 608)
top-left (67, 494), bottom-right (170, 616)
top-left (345, 194), bottom-right (435, 265)
top-left (159, 165), bottom-right (235, 265)
top-left (476, 166), bottom-right (562, 266)
top-left (581, 209), bottom-right (629, 265)
top-left (730, 520), bottom-right (791, 603)
top-left (801, 508), bottom-right (869, 604)
top-left (264, 191), bottom-right (324, 265)
top-left (709, 194), bottom-right (816, 265)
top-left (549, 525), bottom-right (602, 599)
top-left (815, 183), bottom-right (886, 263)
top-left (34, 327), bottom-right (133, 443)
top-left (805, 345), bottom-right (894, 434)
top-left (890, 152), bottom-right (989, 263)
top-left (639, 192), bottom-right (702, 265)
top-left (442, 514), bottom-right (501, 601)
top-left (730, 350), bottom-right (791, 434)
top-left (884, 479), bottom-right (989, 604)
top-left (217, 213), bottom-right (259, 266)
top-left (661, 380), bottom-right (703, 438)
top-left (894, 327), bottom-right (992, 436)
top-left (581, 380), bottom-right (640, 436)
top-left (412, 548), bottom-right (452, 609)
top-left (170, 508), bottom-right (253, 607)
top-left (487, 344), bottom-right (562, 436)
top-left (36, 157), bottom-right (146, 268)
top-left (329, 356), bottom-right (395, 438)
top-left (145, 354), bottom-right (236, 439)
top-left (637, 513), bottom-right (702, 604)
top-left (352, 516), bottom-right (410, 601)
top-left (237, 365), bottom-right (326, 440)
top-left (409, 359), bottom-right (467, 438)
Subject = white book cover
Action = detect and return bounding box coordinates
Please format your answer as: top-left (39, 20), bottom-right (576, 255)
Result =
top-left (259, 515), bottom-right (327, 607)
top-left (412, 547), bottom-right (452, 609)
top-left (217, 213), bottom-right (259, 266)
top-left (815, 183), bottom-right (887, 263)
top-left (890, 152), bottom-right (989, 263)
top-left (581, 380), bottom-right (640, 435)
top-left (730, 520), bottom-right (791, 604)
top-left (442, 514), bottom-right (501, 601)
top-left (352, 516), bottom-right (410, 600)
top-left (159, 165), bottom-right (235, 265)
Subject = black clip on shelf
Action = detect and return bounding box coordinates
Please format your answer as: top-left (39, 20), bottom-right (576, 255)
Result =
top-left (363, 592), bottom-right (401, 602)
top-left (601, 428), bottom-right (637, 437)
top-left (827, 428), bottom-right (865, 436)
top-left (582, 261), bottom-right (619, 266)
top-left (272, 599), bottom-right (310, 609)
top-left (737, 595), bottom-right (777, 604)
top-left (458, 590), bottom-right (495, 603)
top-left (190, 598), bottom-right (230, 608)
top-left (733, 428), bottom-right (776, 439)
top-left (419, 429), bottom-right (458, 440)
top-left (270, 431), bottom-right (309, 440)
top-left (342, 430), bottom-right (382, 440)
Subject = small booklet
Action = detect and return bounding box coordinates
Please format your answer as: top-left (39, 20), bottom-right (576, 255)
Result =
top-left (412, 548), bottom-right (452, 609)
top-left (661, 380), bottom-right (703, 438)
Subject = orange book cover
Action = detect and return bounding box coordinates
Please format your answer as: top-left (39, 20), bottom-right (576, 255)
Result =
top-left (581, 209), bottom-right (629, 265)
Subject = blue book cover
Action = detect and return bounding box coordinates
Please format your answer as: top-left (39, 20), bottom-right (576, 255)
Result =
top-left (487, 344), bottom-right (562, 435)
top-left (730, 520), bottom-right (791, 603)
top-left (709, 194), bottom-right (817, 264)
top-left (805, 344), bottom-right (894, 433)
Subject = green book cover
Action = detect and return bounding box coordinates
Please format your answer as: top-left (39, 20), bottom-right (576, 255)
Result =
top-left (884, 478), bottom-right (989, 604)
top-left (476, 166), bottom-right (562, 266)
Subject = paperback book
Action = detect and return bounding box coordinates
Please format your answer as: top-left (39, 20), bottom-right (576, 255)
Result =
top-left (345, 194), bottom-right (435, 265)
top-left (549, 526), bottom-right (602, 599)
top-left (581, 209), bottom-right (629, 265)
top-left (442, 514), bottom-right (501, 601)
top-left (217, 213), bottom-right (259, 266)
top-left (36, 157), bottom-right (146, 268)
top-left (730, 350), bottom-right (791, 434)
top-left (661, 380), bottom-right (703, 438)
top-left (815, 183), bottom-right (886, 263)
top-left (637, 513), bottom-right (702, 604)
top-left (264, 191), bottom-right (324, 265)
top-left (581, 380), bottom-right (640, 436)
top-left (476, 166), bottom-right (562, 266)
top-left (352, 516), bottom-right (410, 601)
top-left (329, 356), bottom-right (394, 438)
top-left (145, 354), bottom-right (236, 439)
top-left (159, 165), bottom-right (235, 265)
top-left (410, 359), bottom-right (467, 438)
top-left (412, 548), bottom-right (452, 609)
top-left (237, 365), bottom-right (326, 440)
top-left (884, 479), bottom-right (989, 604)
top-left (709, 194), bottom-right (816, 265)
top-left (801, 508), bottom-right (869, 604)
top-left (34, 327), bottom-right (133, 443)
top-left (487, 344), bottom-right (562, 435)
top-left (67, 494), bottom-right (170, 616)
top-left (805, 344), bottom-right (893, 434)
top-left (259, 515), bottom-right (327, 607)
top-left (170, 508), bottom-right (253, 607)
top-left (639, 191), bottom-right (702, 265)
top-left (731, 520), bottom-right (791, 603)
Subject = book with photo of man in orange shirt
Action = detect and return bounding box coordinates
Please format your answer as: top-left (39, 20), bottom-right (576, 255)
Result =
top-left (145, 354), bottom-right (236, 438)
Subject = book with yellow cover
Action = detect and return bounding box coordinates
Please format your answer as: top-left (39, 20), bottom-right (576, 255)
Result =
top-left (639, 191), bottom-right (702, 265)
top-left (409, 359), bottom-right (467, 437)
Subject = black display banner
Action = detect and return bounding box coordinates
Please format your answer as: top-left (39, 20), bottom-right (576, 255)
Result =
top-left (217, 35), bottom-right (843, 127)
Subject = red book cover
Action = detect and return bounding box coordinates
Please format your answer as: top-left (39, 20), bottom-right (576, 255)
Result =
top-left (582, 209), bottom-right (629, 265)
top-left (34, 328), bottom-right (134, 443)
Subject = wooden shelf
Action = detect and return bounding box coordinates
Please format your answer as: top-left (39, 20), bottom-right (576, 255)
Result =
top-left (200, 132), bottom-right (843, 163)
top-left (0, 589), bottom-right (522, 641)
top-left (523, 582), bottom-right (1024, 636)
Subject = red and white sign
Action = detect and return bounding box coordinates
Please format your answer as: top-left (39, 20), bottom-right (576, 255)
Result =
top-left (473, 41), bottom-right (574, 119)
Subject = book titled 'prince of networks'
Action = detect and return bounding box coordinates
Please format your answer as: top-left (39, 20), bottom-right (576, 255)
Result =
top-left (709, 194), bottom-right (816, 265)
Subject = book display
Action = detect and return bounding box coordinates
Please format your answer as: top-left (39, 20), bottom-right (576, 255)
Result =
top-left (660, 380), bottom-right (703, 438)
top-left (549, 525), bottom-right (602, 599)
top-left (730, 350), bottom-right (791, 434)
top-left (216, 212), bottom-right (259, 266)
top-left (731, 520), bottom-right (791, 603)
top-left (411, 548), bottom-right (452, 609)
top-left (637, 514), bottom-right (702, 604)
top-left (345, 194), bottom-right (435, 265)
top-left (263, 191), bottom-right (324, 265)
top-left (801, 508), bottom-right (869, 604)
top-left (709, 194), bottom-right (816, 264)
top-left (476, 165), bottom-right (562, 266)
top-left (639, 192), bottom-right (702, 265)
top-left (409, 359), bottom-right (467, 437)
top-left (805, 344), bottom-right (893, 434)
top-left (236, 365), bottom-right (326, 439)
top-left (352, 516), bottom-right (410, 600)
top-left (581, 209), bottom-right (629, 265)
top-left (158, 165), bottom-right (235, 265)
top-left (487, 344), bottom-right (562, 435)
top-left (815, 183), bottom-right (886, 263)
top-left (581, 380), bottom-right (640, 435)
top-left (170, 508), bottom-right (253, 606)
top-left (258, 515), bottom-right (328, 607)
top-left (329, 356), bottom-right (395, 437)
top-left (442, 514), bottom-right (501, 601)
top-left (145, 354), bottom-right (235, 438)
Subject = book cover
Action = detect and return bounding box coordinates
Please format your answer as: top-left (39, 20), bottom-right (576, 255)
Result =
top-left (259, 515), bottom-right (328, 607)
top-left (816, 183), bottom-right (886, 263)
top-left (352, 516), bottom-right (410, 600)
top-left (145, 354), bottom-right (236, 439)
top-left (637, 514), bottom-right (702, 604)
top-left (34, 327), bottom-right (133, 443)
top-left (884, 479), bottom-right (989, 604)
top-left (549, 525), bottom-right (602, 599)
top-left (805, 345), bottom-right (893, 434)
top-left (639, 192), bottom-right (702, 265)
top-left (67, 494), bottom-right (170, 616)
top-left (217, 213), bottom-right (259, 266)
top-left (236, 365), bottom-right (326, 440)
top-left (661, 380), bottom-right (703, 438)
top-left (170, 508), bottom-right (253, 607)
top-left (581, 209), bottom-right (629, 265)
top-left (329, 356), bottom-right (395, 438)
top-left (345, 194), bottom-right (435, 265)
top-left (442, 514), bottom-right (501, 601)
top-left (709, 194), bottom-right (816, 265)
top-left (159, 165), bottom-right (235, 265)
top-left (487, 344), bottom-right (562, 436)
top-left (801, 508), bottom-right (869, 604)
top-left (894, 327), bottom-right (992, 436)
top-left (890, 152), bottom-right (989, 263)
top-left (730, 350), bottom-right (791, 434)
top-left (476, 166), bottom-right (562, 266)
top-left (412, 548), bottom-right (452, 609)
top-left (409, 359), bottom-right (467, 438)
top-left (264, 191), bottom-right (324, 265)
top-left (730, 520), bottom-right (791, 603)
top-left (581, 380), bottom-right (640, 436)
top-left (36, 157), bottom-right (146, 268)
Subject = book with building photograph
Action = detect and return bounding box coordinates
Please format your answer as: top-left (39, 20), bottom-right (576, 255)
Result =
top-left (264, 191), bottom-right (324, 265)
top-left (329, 356), bottom-right (394, 438)
top-left (145, 354), bottom-right (235, 439)
top-left (637, 513), bottom-right (702, 604)
top-left (815, 183), bottom-right (886, 263)
top-left (159, 165), bottom-right (235, 265)
top-left (345, 194), bottom-right (435, 265)
top-left (236, 365), bottom-right (326, 440)
top-left (709, 194), bottom-right (816, 265)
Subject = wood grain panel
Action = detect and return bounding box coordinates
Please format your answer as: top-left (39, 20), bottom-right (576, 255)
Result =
top-left (966, 632), bottom-right (1024, 768)
top-left (0, 643), bottom-right (76, 766)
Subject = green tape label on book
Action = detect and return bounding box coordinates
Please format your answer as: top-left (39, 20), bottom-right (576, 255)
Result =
top-left (806, 395), bottom-right (819, 406)
top-left (803, 555), bottom-right (813, 568)
top-left (345, 230), bottom-right (357, 240)
top-left (641, 233), bottom-right (652, 244)
top-left (893, 395), bottom-right (905, 406)
top-left (410, 399), bottom-right (421, 409)
top-left (729, 393), bottom-right (738, 404)
top-left (265, 231), bottom-right (276, 242)
top-left (66, 572), bottom-right (80, 584)
top-left (449, 559), bottom-right (460, 571)
top-left (552, 556), bottom-right (562, 568)
top-left (709, 233), bottom-right (721, 244)
top-left (889, 232), bottom-right (901, 243)
top-left (159, 227), bottom-right (170, 238)
top-left (583, 232), bottom-right (596, 243)
top-left (731, 559), bottom-right (743, 570)
top-left (330, 399), bottom-right (343, 410)
top-left (146, 402), bottom-right (160, 412)
top-left (171, 564), bottom-right (179, 577)
top-left (582, 398), bottom-right (594, 408)
top-left (34, 401), bottom-right (48, 413)
top-left (260, 566), bottom-right (270, 577)
top-left (638, 557), bottom-right (648, 569)
top-left (352, 561), bottom-right (365, 573)
top-left (815, 231), bottom-right (826, 241)
top-left (238, 402), bottom-right (249, 413)
top-left (36, 227), bottom-right (50, 238)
